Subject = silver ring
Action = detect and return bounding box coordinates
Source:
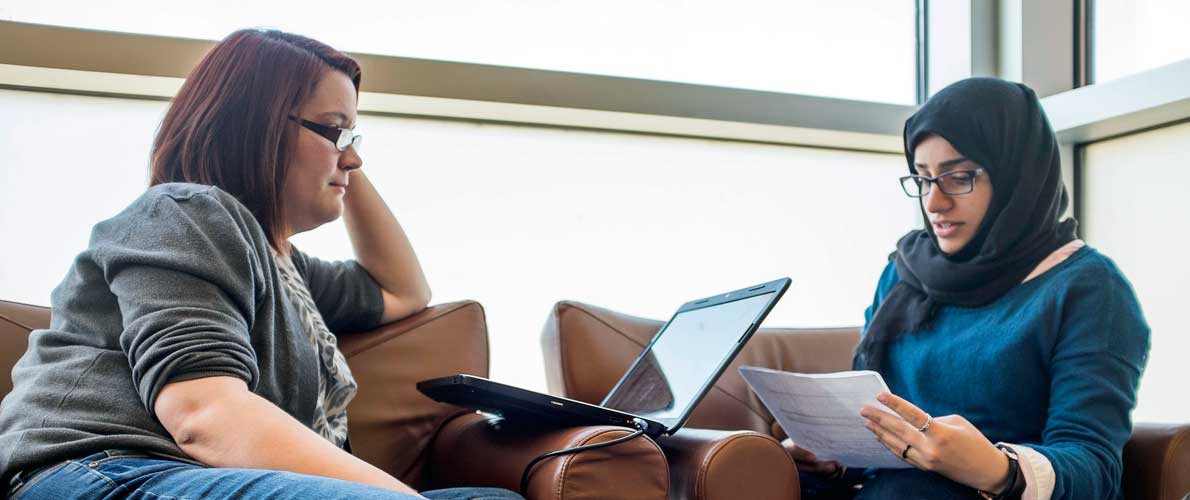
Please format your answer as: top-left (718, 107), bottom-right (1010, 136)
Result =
top-left (917, 414), bottom-right (932, 433)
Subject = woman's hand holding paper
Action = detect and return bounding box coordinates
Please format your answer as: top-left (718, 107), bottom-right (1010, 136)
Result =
top-left (782, 438), bottom-right (844, 476)
top-left (861, 391), bottom-right (1012, 493)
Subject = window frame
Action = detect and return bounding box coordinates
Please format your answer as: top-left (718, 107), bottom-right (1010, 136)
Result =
top-left (3, 9), bottom-right (1189, 210)
top-left (0, 19), bottom-right (922, 154)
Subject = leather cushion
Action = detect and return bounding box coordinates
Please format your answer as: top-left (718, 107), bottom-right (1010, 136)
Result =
top-left (541, 300), bottom-right (859, 435)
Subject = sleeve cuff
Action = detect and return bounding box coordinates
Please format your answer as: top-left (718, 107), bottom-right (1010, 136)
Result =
top-left (1002, 443), bottom-right (1055, 500)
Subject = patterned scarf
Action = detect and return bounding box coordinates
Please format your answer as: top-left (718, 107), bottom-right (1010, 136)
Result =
top-left (271, 248), bottom-right (358, 447)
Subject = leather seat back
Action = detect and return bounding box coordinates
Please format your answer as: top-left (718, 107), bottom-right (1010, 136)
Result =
top-left (541, 300), bottom-right (859, 439)
top-left (0, 300), bottom-right (45, 396)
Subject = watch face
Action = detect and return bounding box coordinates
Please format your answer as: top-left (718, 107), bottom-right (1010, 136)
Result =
top-left (983, 444), bottom-right (1023, 499)
top-left (996, 443), bottom-right (1021, 460)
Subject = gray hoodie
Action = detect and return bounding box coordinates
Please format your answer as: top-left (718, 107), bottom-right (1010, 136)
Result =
top-left (0, 183), bottom-right (384, 487)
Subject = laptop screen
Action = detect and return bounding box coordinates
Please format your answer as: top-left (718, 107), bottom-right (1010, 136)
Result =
top-left (601, 291), bottom-right (777, 428)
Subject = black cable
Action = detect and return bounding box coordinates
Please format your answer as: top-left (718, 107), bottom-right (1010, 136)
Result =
top-left (519, 420), bottom-right (649, 495)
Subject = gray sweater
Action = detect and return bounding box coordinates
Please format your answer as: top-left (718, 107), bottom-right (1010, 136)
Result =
top-left (0, 183), bottom-right (384, 486)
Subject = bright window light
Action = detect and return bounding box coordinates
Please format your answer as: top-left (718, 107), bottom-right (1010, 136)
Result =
top-left (0, 0), bottom-right (918, 104)
top-left (1093, 0), bottom-right (1190, 83)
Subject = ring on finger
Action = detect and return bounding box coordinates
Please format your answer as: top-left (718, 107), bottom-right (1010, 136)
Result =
top-left (917, 413), bottom-right (932, 433)
top-left (901, 443), bottom-right (912, 460)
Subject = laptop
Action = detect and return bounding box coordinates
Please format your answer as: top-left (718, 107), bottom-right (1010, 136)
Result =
top-left (417, 277), bottom-right (790, 437)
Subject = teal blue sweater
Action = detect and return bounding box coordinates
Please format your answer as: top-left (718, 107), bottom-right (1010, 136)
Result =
top-left (863, 246), bottom-right (1150, 500)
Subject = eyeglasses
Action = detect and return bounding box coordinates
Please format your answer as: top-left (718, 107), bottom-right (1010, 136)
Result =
top-left (288, 116), bottom-right (363, 152)
top-left (899, 168), bottom-right (985, 198)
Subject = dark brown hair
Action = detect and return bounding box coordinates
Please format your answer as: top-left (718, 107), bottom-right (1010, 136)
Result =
top-left (150, 29), bottom-right (361, 249)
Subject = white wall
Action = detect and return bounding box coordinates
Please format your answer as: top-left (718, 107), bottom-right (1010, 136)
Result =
top-left (0, 90), bottom-right (164, 301)
top-left (4, 88), bottom-right (1184, 423)
top-left (0, 89), bottom-right (916, 391)
top-left (1083, 121), bottom-right (1190, 423)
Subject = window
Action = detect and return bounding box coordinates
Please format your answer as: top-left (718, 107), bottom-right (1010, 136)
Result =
top-left (1093, 0), bottom-right (1190, 83)
top-left (0, 88), bottom-right (915, 390)
top-left (2, 1), bottom-right (918, 104)
top-left (1082, 120), bottom-right (1190, 422)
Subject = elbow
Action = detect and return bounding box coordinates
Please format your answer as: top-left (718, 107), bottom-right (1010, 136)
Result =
top-left (408, 277), bottom-right (431, 310)
top-left (175, 406), bottom-right (226, 463)
top-left (381, 288), bottom-right (431, 323)
top-left (418, 285), bottom-right (432, 310)
top-left (411, 287), bottom-right (432, 317)
top-left (154, 377), bottom-right (247, 465)
top-left (169, 415), bottom-right (214, 463)
top-left (157, 397), bottom-right (213, 461)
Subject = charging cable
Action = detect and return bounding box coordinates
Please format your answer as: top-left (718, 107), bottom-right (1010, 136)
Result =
top-left (519, 419), bottom-right (650, 494)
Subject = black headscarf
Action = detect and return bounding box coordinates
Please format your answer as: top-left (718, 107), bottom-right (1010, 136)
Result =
top-left (853, 78), bottom-right (1078, 373)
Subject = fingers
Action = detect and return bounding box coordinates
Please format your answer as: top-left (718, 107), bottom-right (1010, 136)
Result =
top-left (784, 441), bottom-right (841, 475)
top-left (876, 391), bottom-right (930, 430)
top-left (784, 441), bottom-right (817, 463)
top-left (867, 419), bottom-right (924, 470)
top-left (861, 405), bottom-right (921, 448)
top-left (872, 432), bottom-right (900, 457)
top-left (867, 418), bottom-right (907, 457)
top-left (798, 459), bottom-right (841, 474)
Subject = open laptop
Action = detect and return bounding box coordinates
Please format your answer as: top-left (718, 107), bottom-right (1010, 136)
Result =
top-left (417, 277), bottom-right (790, 437)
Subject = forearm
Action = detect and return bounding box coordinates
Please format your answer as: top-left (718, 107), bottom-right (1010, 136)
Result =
top-left (342, 171), bottom-right (431, 320)
top-left (164, 379), bottom-right (419, 495)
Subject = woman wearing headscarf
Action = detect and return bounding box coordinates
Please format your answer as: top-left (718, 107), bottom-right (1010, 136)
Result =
top-left (789, 78), bottom-right (1150, 500)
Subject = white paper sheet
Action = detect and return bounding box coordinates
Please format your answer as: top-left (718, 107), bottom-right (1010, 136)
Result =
top-left (739, 366), bottom-right (912, 469)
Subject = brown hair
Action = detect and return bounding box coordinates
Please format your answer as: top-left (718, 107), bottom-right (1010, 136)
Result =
top-left (150, 29), bottom-right (361, 249)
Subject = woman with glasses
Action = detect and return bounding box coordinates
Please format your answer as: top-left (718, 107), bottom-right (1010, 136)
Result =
top-left (0, 29), bottom-right (522, 500)
top-left (789, 78), bottom-right (1150, 500)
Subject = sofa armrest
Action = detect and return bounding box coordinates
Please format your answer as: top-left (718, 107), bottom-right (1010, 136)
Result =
top-left (339, 301), bottom-right (490, 489)
top-left (1123, 423), bottom-right (1190, 500)
top-left (656, 428), bottom-right (798, 500)
top-left (428, 412), bottom-right (669, 500)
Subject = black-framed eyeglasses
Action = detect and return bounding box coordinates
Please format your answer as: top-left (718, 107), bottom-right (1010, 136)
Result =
top-left (899, 168), bottom-right (985, 198)
top-left (288, 116), bottom-right (363, 152)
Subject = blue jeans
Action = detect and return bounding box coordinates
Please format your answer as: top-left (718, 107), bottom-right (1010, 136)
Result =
top-left (12, 450), bottom-right (525, 500)
top-left (854, 469), bottom-right (983, 500)
top-left (798, 468), bottom-right (983, 500)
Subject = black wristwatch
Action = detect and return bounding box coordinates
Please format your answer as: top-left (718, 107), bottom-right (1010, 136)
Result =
top-left (978, 444), bottom-right (1026, 500)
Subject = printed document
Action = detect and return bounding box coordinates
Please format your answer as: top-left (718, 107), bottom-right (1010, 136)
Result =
top-left (739, 366), bottom-right (912, 468)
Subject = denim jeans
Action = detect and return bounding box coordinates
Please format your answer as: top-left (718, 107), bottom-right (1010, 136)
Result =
top-left (11, 450), bottom-right (525, 500)
top-left (799, 468), bottom-right (984, 500)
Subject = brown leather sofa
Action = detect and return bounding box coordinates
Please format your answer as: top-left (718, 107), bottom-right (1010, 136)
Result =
top-left (0, 299), bottom-right (670, 500)
top-left (542, 300), bottom-right (1190, 500)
